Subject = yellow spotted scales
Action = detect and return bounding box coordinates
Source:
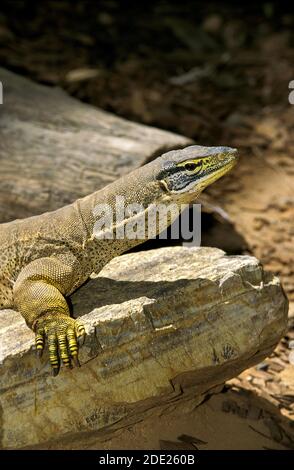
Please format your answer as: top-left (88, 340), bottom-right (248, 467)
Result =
top-left (0, 146), bottom-right (237, 375)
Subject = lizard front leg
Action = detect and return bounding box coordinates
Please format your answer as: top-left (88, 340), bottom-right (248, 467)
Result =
top-left (13, 257), bottom-right (85, 375)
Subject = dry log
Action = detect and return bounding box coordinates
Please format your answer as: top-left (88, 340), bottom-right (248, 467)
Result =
top-left (0, 68), bottom-right (191, 222)
top-left (0, 247), bottom-right (288, 449)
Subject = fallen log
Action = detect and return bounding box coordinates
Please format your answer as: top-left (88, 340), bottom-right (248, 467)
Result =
top-left (0, 247), bottom-right (288, 449)
top-left (0, 68), bottom-right (191, 222)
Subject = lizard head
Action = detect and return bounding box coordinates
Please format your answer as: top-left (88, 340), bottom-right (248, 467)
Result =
top-left (155, 145), bottom-right (238, 202)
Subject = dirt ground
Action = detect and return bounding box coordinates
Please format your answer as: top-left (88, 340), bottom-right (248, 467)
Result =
top-left (28, 387), bottom-right (293, 450)
top-left (0, 1), bottom-right (293, 448)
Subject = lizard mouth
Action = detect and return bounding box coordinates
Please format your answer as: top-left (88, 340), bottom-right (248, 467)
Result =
top-left (197, 151), bottom-right (238, 188)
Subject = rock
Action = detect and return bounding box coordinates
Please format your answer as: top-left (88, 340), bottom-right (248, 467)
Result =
top-left (0, 247), bottom-right (288, 449)
top-left (0, 68), bottom-right (191, 222)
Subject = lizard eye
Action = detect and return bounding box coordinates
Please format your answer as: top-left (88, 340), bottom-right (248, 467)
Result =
top-left (184, 161), bottom-right (202, 172)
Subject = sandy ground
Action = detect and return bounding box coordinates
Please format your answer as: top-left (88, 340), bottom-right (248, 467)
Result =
top-left (29, 387), bottom-right (293, 450)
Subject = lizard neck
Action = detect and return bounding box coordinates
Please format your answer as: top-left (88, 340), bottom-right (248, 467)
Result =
top-left (76, 163), bottom-right (185, 270)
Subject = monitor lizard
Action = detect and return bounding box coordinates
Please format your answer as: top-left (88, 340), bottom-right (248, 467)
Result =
top-left (0, 145), bottom-right (238, 375)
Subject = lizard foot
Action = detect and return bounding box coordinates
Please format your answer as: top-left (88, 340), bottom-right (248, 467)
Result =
top-left (34, 313), bottom-right (86, 376)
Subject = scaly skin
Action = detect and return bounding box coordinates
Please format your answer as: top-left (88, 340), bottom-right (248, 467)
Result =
top-left (0, 145), bottom-right (237, 375)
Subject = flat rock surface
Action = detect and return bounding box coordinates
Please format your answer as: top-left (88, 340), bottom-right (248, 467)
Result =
top-left (0, 247), bottom-right (288, 449)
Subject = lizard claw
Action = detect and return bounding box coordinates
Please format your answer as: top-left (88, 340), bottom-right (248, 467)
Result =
top-left (72, 356), bottom-right (81, 368)
top-left (37, 349), bottom-right (43, 358)
top-left (77, 333), bottom-right (86, 347)
top-left (52, 366), bottom-right (60, 377)
top-left (34, 313), bottom-right (85, 375)
top-left (76, 323), bottom-right (86, 346)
